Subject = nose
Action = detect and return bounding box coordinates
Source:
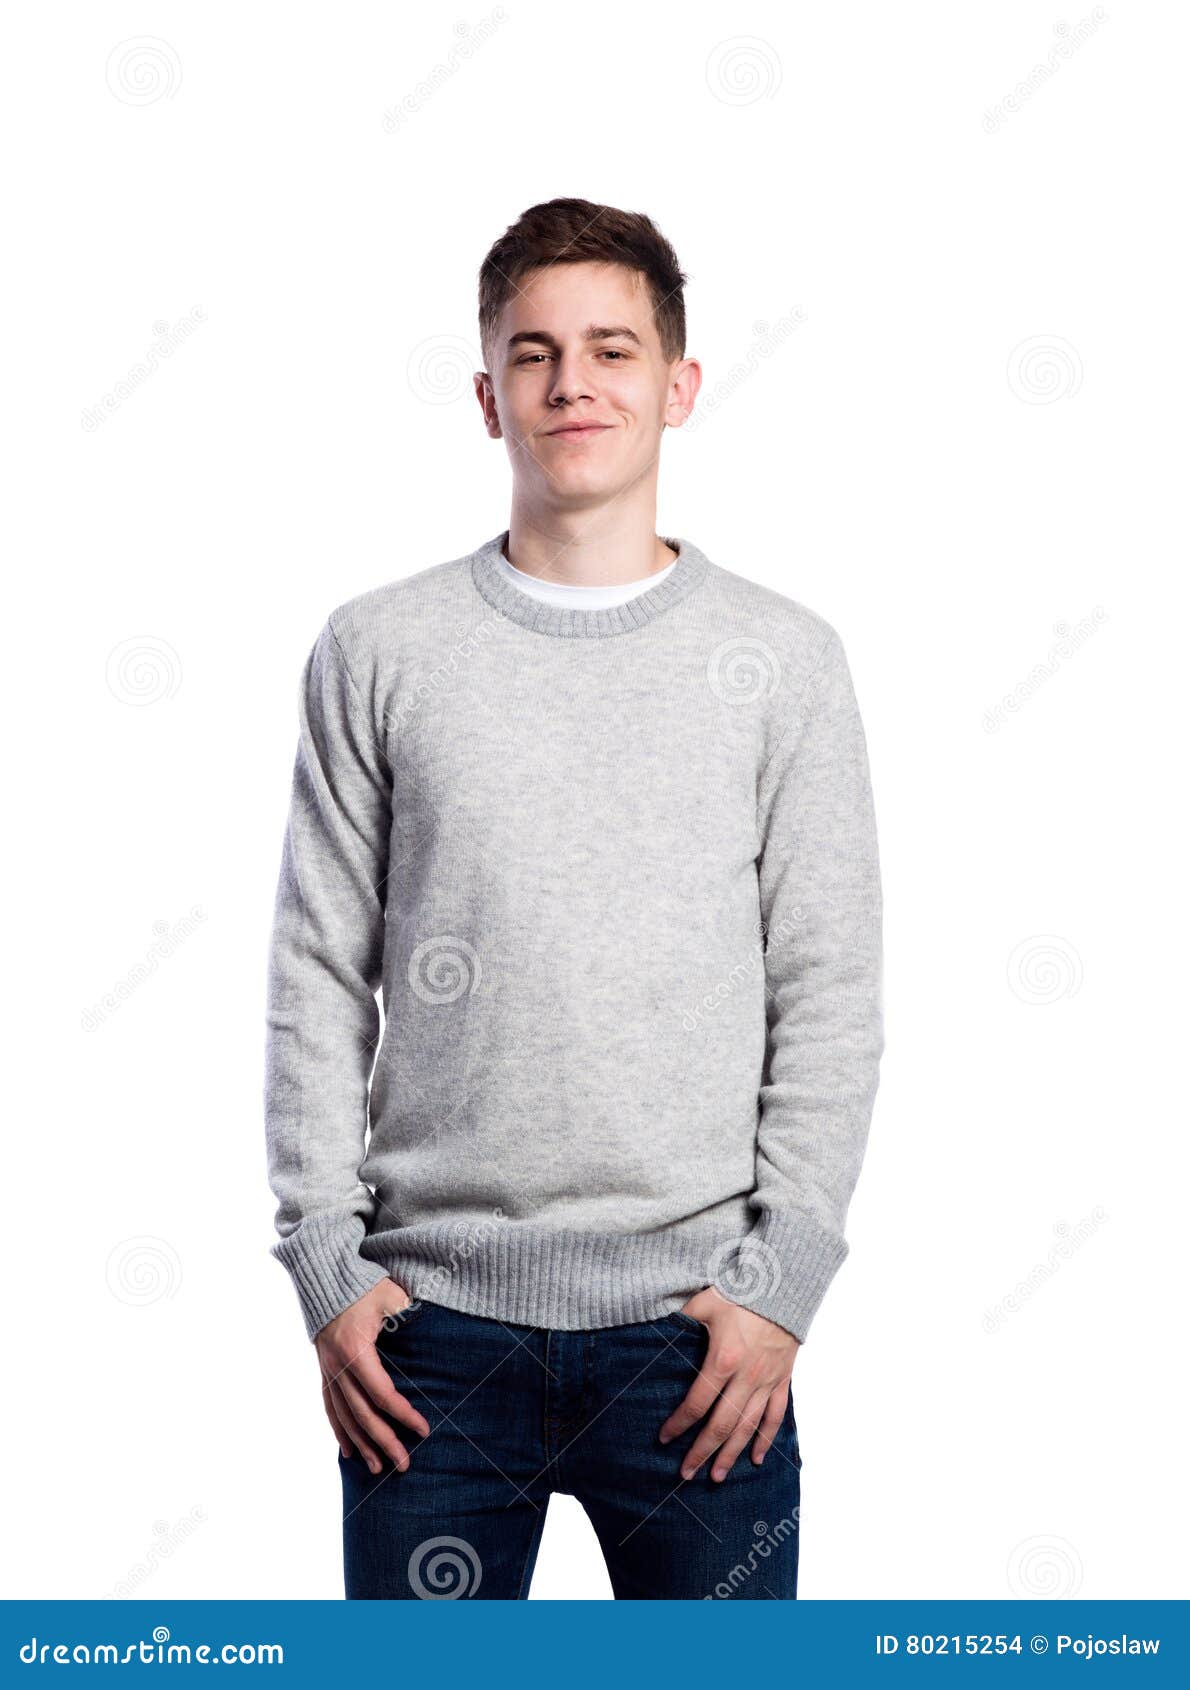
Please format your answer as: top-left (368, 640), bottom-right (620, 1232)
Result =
top-left (548, 349), bottom-right (596, 407)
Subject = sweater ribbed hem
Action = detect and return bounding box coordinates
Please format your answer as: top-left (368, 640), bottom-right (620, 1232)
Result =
top-left (271, 1210), bottom-right (393, 1341)
top-left (359, 1212), bottom-right (842, 1341)
top-left (468, 531), bottom-right (712, 637)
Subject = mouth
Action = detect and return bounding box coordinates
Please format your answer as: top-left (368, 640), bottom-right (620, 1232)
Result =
top-left (545, 423), bottom-right (612, 441)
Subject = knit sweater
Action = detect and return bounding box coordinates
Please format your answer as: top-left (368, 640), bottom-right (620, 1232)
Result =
top-left (263, 530), bottom-right (884, 1343)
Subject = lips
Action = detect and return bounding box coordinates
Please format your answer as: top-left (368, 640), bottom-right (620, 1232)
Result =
top-left (546, 422), bottom-right (610, 437)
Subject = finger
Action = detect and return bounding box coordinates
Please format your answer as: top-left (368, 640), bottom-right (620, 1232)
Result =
top-left (658, 1354), bottom-right (732, 1443)
top-left (322, 1327), bottom-right (432, 1442)
top-left (320, 1374), bottom-right (354, 1460)
top-left (679, 1374), bottom-right (762, 1479)
top-left (708, 1389), bottom-right (771, 1481)
top-left (328, 1378), bottom-right (383, 1475)
top-left (750, 1384), bottom-right (789, 1465)
top-left (336, 1369), bottom-right (412, 1472)
top-left (351, 1347), bottom-right (431, 1440)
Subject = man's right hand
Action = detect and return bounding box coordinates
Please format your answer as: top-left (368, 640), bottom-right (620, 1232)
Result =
top-left (314, 1280), bottom-right (431, 1475)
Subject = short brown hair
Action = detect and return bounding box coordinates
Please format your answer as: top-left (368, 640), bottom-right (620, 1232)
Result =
top-left (478, 197), bottom-right (687, 370)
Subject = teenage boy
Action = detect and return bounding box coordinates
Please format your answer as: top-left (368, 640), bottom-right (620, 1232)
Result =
top-left (264, 197), bottom-right (884, 1600)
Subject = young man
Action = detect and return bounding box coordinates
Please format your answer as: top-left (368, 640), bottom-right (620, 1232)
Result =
top-left (264, 198), bottom-right (884, 1601)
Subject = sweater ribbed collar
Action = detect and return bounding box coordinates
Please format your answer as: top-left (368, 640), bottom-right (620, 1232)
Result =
top-left (469, 530), bottom-right (711, 638)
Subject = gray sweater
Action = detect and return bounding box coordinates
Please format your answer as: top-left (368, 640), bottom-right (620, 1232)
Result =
top-left (263, 531), bottom-right (884, 1343)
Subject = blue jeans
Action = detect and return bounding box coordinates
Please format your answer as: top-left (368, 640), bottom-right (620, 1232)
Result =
top-left (339, 1299), bottom-right (802, 1599)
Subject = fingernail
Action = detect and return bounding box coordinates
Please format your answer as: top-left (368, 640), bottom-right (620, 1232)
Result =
top-left (658, 1432), bottom-right (671, 1444)
top-left (680, 1467), bottom-right (694, 1480)
top-left (712, 1467), bottom-right (725, 1481)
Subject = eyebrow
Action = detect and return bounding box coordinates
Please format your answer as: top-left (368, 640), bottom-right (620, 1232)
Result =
top-left (506, 324), bottom-right (644, 351)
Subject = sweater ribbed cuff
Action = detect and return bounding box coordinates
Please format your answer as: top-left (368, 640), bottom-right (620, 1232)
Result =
top-left (271, 1210), bottom-right (393, 1341)
top-left (719, 1207), bottom-right (850, 1344)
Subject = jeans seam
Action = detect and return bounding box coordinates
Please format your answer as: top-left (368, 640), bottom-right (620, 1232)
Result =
top-left (515, 1507), bottom-right (546, 1599)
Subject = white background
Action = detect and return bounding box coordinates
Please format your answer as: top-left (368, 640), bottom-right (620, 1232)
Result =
top-left (3, 0), bottom-right (1187, 1601)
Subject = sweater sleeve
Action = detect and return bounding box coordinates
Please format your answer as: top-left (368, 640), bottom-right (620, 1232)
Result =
top-left (734, 627), bottom-right (885, 1344)
top-left (263, 617), bottom-right (394, 1340)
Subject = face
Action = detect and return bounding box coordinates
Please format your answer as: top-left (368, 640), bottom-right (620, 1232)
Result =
top-left (475, 261), bottom-right (700, 516)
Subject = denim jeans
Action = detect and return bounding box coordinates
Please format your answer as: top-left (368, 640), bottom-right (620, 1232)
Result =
top-left (339, 1299), bottom-right (802, 1599)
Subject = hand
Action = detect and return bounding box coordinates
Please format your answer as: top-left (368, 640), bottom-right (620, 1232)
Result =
top-left (314, 1280), bottom-right (431, 1475)
top-left (658, 1288), bottom-right (800, 1482)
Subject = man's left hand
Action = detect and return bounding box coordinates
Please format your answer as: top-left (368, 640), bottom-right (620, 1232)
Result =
top-left (658, 1289), bottom-right (800, 1481)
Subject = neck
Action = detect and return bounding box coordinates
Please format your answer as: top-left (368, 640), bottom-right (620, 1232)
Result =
top-left (505, 501), bottom-right (678, 587)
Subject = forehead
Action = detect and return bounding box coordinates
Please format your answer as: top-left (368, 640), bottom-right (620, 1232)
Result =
top-left (498, 261), bottom-right (653, 335)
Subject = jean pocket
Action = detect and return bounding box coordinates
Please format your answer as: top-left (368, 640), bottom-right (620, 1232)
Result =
top-left (666, 1310), bottom-right (707, 1336)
